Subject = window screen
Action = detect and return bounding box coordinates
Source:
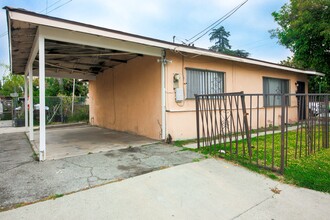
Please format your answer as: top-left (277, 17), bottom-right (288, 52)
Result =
top-left (263, 77), bottom-right (289, 106)
top-left (186, 68), bottom-right (224, 99)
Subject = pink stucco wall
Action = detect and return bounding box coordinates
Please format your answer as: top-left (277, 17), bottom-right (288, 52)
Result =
top-left (89, 55), bottom-right (161, 139)
top-left (165, 51), bottom-right (308, 140)
top-left (88, 50), bottom-right (308, 141)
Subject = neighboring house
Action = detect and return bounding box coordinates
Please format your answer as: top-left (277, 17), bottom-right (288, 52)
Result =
top-left (5, 7), bottom-right (324, 146)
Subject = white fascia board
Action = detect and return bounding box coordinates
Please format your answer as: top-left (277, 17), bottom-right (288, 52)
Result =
top-left (9, 10), bottom-right (325, 77)
top-left (6, 10), bottom-right (13, 73)
top-left (174, 47), bottom-right (326, 76)
top-left (38, 26), bottom-right (161, 57)
top-left (9, 11), bottom-right (162, 57)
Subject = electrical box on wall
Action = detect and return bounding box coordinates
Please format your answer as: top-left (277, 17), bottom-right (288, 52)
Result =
top-left (175, 88), bottom-right (184, 102)
top-left (173, 73), bottom-right (180, 89)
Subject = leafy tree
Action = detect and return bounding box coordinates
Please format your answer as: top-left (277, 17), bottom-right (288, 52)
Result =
top-left (209, 26), bottom-right (231, 53)
top-left (270, 0), bottom-right (330, 92)
top-left (0, 64), bottom-right (88, 97)
top-left (226, 49), bottom-right (250, 58)
top-left (209, 26), bottom-right (250, 58)
top-left (0, 73), bottom-right (25, 97)
top-left (58, 79), bottom-right (88, 97)
top-left (45, 78), bottom-right (88, 97)
top-left (45, 78), bottom-right (61, 96)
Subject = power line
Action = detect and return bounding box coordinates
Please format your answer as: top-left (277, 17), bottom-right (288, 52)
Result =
top-left (39, 0), bottom-right (63, 14)
top-left (0, 32), bottom-right (7, 38)
top-left (236, 38), bottom-right (270, 48)
top-left (245, 41), bottom-right (275, 50)
top-left (0, 0), bottom-right (73, 39)
top-left (186, 0), bottom-right (248, 45)
top-left (46, 0), bottom-right (72, 14)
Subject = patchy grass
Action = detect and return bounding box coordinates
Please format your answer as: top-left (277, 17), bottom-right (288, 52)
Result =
top-left (14, 203), bottom-right (24, 208)
top-left (192, 158), bottom-right (201, 163)
top-left (190, 128), bottom-right (330, 193)
top-left (284, 148), bottom-right (330, 193)
top-left (31, 152), bottom-right (39, 161)
top-left (48, 194), bottom-right (64, 200)
top-left (174, 139), bottom-right (197, 148)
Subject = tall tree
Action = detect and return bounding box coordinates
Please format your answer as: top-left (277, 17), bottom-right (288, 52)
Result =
top-left (209, 26), bottom-right (231, 53)
top-left (209, 26), bottom-right (250, 58)
top-left (270, 0), bottom-right (330, 92)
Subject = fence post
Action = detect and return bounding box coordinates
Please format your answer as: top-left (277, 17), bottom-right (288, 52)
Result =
top-left (240, 92), bottom-right (252, 157)
top-left (60, 97), bottom-right (64, 123)
top-left (195, 94), bottom-right (200, 149)
top-left (324, 95), bottom-right (329, 148)
top-left (280, 94), bottom-right (286, 174)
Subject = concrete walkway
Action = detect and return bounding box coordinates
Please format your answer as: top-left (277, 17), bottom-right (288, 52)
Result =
top-left (1, 158), bottom-right (329, 220)
top-left (0, 131), bottom-right (203, 210)
top-left (0, 120), bottom-right (25, 134)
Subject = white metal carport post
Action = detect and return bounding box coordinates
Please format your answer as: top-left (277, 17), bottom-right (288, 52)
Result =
top-left (38, 35), bottom-right (46, 161)
top-left (24, 73), bottom-right (28, 132)
top-left (28, 64), bottom-right (34, 141)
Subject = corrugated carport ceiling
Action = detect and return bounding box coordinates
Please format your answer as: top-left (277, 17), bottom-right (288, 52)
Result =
top-left (10, 20), bottom-right (142, 79)
top-left (34, 40), bottom-right (142, 78)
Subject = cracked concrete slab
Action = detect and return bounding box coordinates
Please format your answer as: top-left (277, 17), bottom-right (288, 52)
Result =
top-left (0, 132), bottom-right (203, 211)
top-left (1, 158), bottom-right (329, 220)
top-left (32, 125), bottom-right (158, 160)
top-left (0, 133), bottom-right (34, 173)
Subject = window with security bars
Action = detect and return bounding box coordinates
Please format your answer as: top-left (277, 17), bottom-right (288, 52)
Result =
top-left (186, 68), bottom-right (224, 99)
top-left (263, 77), bottom-right (289, 106)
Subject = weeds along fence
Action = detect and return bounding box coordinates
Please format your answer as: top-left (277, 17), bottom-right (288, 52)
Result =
top-left (7, 96), bottom-right (89, 126)
top-left (195, 92), bottom-right (330, 173)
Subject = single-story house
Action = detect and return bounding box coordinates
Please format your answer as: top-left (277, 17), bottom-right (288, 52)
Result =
top-left (4, 7), bottom-right (324, 160)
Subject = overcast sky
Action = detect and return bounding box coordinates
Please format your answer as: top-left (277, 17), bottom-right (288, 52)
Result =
top-left (0, 0), bottom-right (291, 79)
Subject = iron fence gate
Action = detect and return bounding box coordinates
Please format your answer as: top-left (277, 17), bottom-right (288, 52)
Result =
top-left (195, 92), bottom-right (330, 173)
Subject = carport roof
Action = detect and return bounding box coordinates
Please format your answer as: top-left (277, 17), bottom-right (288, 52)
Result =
top-left (4, 6), bottom-right (325, 79)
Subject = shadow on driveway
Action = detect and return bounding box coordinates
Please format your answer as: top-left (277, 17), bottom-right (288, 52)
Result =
top-left (0, 132), bottom-right (203, 211)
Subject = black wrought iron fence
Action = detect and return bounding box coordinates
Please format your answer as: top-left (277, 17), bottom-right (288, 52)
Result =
top-left (195, 92), bottom-right (330, 173)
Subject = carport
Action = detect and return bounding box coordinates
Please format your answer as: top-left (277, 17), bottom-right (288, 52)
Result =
top-left (33, 125), bottom-right (157, 160)
top-left (5, 7), bottom-right (168, 160)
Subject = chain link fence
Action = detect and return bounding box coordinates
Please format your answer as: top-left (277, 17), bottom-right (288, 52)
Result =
top-left (1, 96), bottom-right (89, 127)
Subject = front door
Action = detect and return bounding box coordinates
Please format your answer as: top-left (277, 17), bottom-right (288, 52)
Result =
top-left (296, 81), bottom-right (306, 120)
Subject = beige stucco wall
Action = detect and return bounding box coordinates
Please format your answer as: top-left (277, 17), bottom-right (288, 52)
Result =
top-left (88, 50), bottom-right (308, 141)
top-left (165, 51), bottom-right (308, 140)
top-left (89, 55), bottom-right (161, 139)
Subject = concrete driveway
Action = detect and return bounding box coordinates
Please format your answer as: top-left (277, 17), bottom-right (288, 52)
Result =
top-left (1, 158), bottom-right (329, 220)
top-left (33, 125), bottom-right (158, 160)
top-left (0, 131), bottom-right (203, 211)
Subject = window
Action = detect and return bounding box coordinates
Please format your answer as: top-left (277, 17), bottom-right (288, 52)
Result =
top-left (186, 68), bottom-right (224, 99)
top-left (263, 77), bottom-right (289, 106)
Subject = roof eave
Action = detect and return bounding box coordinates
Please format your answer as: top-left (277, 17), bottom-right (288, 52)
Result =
top-left (4, 6), bottom-right (326, 77)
